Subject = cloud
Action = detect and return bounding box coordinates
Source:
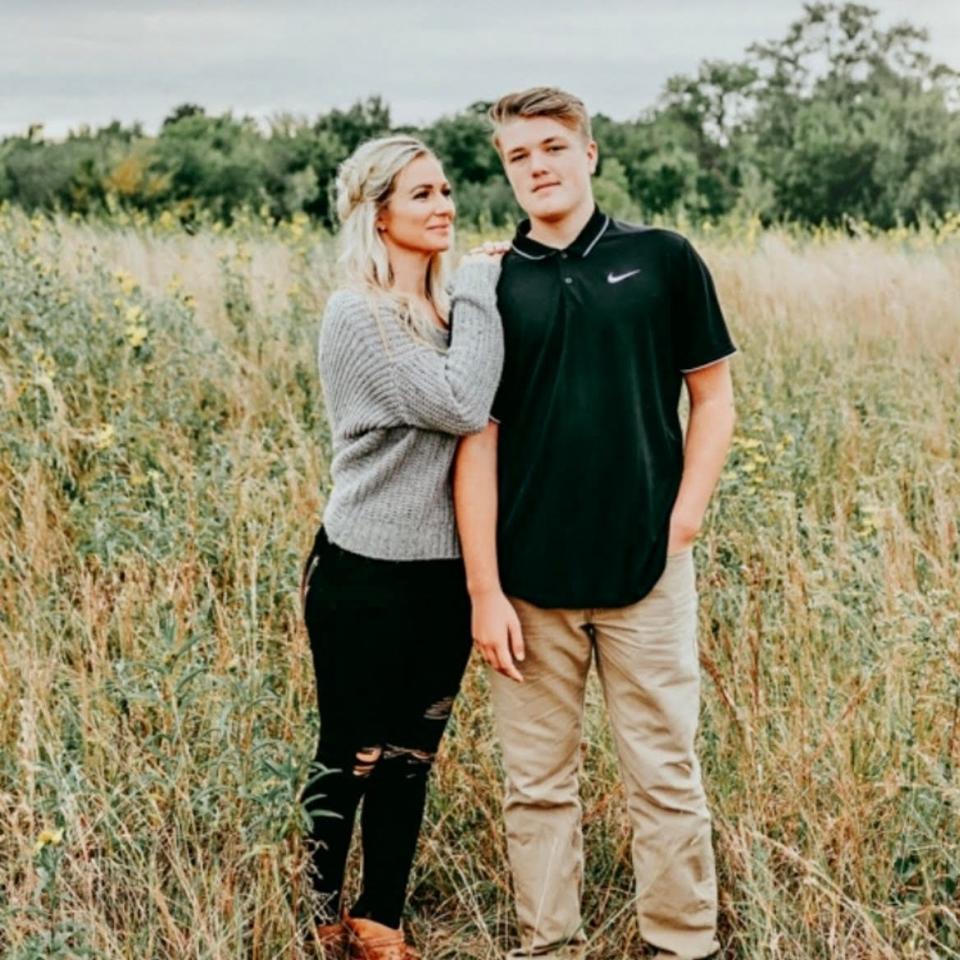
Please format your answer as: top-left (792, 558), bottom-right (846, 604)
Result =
top-left (1, 0), bottom-right (957, 138)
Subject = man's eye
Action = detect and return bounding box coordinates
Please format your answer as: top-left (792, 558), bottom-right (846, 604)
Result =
top-left (442, 188), bottom-right (452, 196)
top-left (549, 145), bottom-right (565, 152)
top-left (509, 155), bottom-right (525, 164)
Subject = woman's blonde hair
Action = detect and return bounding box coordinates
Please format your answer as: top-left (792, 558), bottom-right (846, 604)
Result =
top-left (335, 135), bottom-right (451, 348)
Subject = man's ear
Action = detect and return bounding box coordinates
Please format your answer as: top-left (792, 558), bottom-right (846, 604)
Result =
top-left (586, 139), bottom-right (599, 176)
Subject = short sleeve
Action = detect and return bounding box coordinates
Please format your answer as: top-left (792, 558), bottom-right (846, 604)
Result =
top-left (489, 377), bottom-right (506, 424)
top-left (672, 237), bottom-right (737, 373)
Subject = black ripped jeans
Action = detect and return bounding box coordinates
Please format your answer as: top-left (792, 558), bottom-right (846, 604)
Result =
top-left (300, 525), bottom-right (473, 929)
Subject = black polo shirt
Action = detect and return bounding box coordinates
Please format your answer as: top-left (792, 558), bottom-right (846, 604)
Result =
top-left (491, 205), bottom-right (736, 609)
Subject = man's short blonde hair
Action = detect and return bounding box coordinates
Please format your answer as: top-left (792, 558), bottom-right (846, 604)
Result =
top-left (488, 86), bottom-right (592, 149)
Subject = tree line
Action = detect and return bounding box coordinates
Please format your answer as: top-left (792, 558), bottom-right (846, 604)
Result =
top-left (3, 3), bottom-right (958, 230)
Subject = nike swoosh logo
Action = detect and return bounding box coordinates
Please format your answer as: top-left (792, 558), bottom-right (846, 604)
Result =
top-left (607, 269), bottom-right (641, 284)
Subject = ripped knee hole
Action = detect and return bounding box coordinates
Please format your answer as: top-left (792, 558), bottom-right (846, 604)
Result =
top-left (382, 744), bottom-right (436, 764)
top-left (423, 696), bottom-right (455, 721)
top-left (352, 745), bottom-right (383, 778)
top-left (351, 743), bottom-right (437, 777)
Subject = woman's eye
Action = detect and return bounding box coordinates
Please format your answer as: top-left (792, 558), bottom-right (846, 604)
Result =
top-left (414, 192), bottom-right (428, 200)
top-left (549, 145), bottom-right (565, 152)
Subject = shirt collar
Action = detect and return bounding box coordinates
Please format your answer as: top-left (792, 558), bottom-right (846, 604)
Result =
top-left (511, 205), bottom-right (610, 261)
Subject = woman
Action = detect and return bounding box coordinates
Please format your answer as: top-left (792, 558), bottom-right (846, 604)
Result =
top-left (299, 135), bottom-right (503, 960)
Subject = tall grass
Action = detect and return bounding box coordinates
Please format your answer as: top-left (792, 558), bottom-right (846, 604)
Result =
top-left (1, 206), bottom-right (958, 958)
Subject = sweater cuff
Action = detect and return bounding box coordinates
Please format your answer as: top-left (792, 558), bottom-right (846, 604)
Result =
top-left (449, 259), bottom-right (501, 310)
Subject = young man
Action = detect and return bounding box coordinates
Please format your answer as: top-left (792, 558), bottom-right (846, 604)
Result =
top-left (453, 87), bottom-right (737, 960)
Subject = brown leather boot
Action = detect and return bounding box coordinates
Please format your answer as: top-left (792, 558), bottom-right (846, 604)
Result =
top-left (313, 917), bottom-right (346, 958)
top-left (344, 915), bottom-right (420, 960)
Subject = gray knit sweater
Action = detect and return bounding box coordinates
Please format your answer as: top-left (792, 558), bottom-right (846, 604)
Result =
top-left (318, 260), bottom-right (504, 560)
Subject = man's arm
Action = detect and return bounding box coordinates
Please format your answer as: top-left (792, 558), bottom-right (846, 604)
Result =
top-left (452, 421), bottom-right (525, 682)
top-left (669, 358), bottom-right (736, 554)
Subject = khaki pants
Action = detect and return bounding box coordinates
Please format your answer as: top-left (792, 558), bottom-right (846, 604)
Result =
top-left (489, 548), bottom-right (719, 959)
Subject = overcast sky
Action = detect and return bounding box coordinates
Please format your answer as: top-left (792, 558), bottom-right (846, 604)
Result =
top-left (3, 0), bottom-right (958, 139)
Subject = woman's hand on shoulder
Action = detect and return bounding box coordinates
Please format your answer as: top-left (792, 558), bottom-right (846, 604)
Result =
top-left (459, 240), bottom-right (511, 267)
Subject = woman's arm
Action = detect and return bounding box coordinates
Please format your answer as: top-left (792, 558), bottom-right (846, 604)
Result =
top-left (388, 259), bottom-right (504, 435)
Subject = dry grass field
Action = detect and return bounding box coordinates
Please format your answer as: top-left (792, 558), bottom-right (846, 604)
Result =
top-left (1, 206), bottom-right (958, 958)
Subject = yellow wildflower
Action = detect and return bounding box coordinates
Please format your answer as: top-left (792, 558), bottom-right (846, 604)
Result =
top-left (125, 305), bottom-right (143, 324)
top-left (114, 270), bottom-right (139, 296)
top-left (34, 828), bottom-right (63, 854)
top-left (32, 348), bottom-right (57, 377)
top-left (93, 424), bottom-right (116, 450)
top-left (125, 324), bottom-right (148, 348)
top-left (129, 468), bottom-right (149, 488)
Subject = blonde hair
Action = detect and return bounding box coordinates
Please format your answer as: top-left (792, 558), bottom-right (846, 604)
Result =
top-left (488, 86), bottom-right (592, 150)
top-left (335, 135), bottom-right (451, 348)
